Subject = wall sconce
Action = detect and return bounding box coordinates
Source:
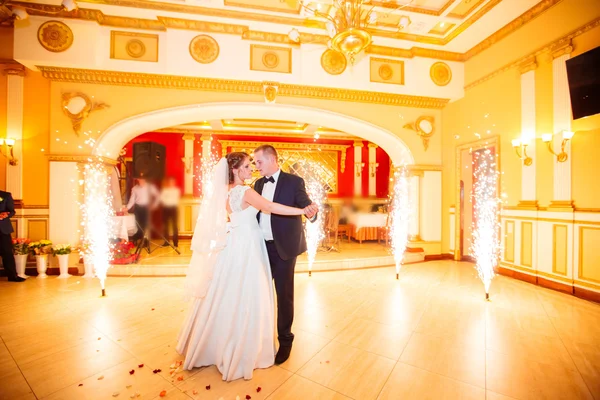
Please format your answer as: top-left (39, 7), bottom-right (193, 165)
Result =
top-left (542, 131), bottom-right (574, 162)
top-left (355, 162), bottom-right (365, 177)
top-left (511, 139), bottom-right (532, 166)
top-left (181, 156), bottom-right (193, 174)
top-left (0, 138), bottom-right (17, 166)
top-left (369, 162), bottom-right (379, 177)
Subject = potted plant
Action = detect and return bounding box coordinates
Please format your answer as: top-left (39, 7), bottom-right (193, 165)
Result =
top-left (52, 244), bottom-right (72, 279)
top-left (12, 238), bottom-right (30, 279)
top-left (29, 240), bottom-right (53, 278)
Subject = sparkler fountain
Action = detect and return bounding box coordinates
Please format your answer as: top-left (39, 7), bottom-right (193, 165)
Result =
top-left (389, 166), bottom-right (411, 279)
top-left (304, 176), bottom-right (326, 277)
top-left (80, 162), bottom-right (115, 297)
top-left (469, 148), bottom-right (501, 300)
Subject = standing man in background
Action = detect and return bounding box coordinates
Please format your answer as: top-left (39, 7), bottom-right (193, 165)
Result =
top-left (0, 190), bottom-right (24, 282)
top-left (160, 176), bottom-right (181, 249)
top-left (123, 178), bottom-right (160, 245)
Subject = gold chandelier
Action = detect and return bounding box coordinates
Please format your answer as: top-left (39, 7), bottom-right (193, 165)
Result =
top-left (296, 0), bottom-right (413, 64)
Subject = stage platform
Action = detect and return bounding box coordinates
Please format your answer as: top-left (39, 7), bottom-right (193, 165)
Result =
top-left (107, 240), bottom-right (426, 277)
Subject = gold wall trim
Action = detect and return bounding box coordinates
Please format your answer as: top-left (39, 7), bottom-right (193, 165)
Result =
top-left (155, 128), bottom-right (357, 141)
top-left (47, 154), bottom-right (119, 166)
top-left (552, 224), bottom-right (568, 276)
top-left (159, 16), bottom-right (247, 35)
top-left (408, 164), bottom-right (443, 172)
top-left (219, 140), bottom-right (350, 154)
top-left (521, 221), bottom-right (533, 268)
top-left (574, 279), bottom-right (600, 291)
top-left (504, 220), bottom-right (515, 263)
top-left (500, 261), bottom-right (535, 274)
top-left (223, 0), bottom-right (301, 15)
top-left (578, 226), bottom-right (600, 284)
top-left (22, 205), bottom-right (50, 209)
top-left (37, 66), bottom-right (450, 109)
top-left (465, 16), bottom-right (600, 90)
top-left (501, 215), bottom-right (600, 226)
top-left (77, 0), bottom-right (318, 28)
top-left (372, 0), bottom-right (455, 17)
top-left (365, 45), bottom-right (464, 62)
top-left (537, 269), bottom-right (573, 284)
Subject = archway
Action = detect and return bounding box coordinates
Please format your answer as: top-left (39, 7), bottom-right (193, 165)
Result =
top-left (93, 102), bottom-right (414, 165)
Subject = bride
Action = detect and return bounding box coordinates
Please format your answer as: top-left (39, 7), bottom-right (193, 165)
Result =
top-left (176, 152), bottom-right (310, 381)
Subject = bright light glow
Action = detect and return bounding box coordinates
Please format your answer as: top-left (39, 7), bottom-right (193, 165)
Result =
top-left (288, 28), bottom-right (300, 43)
top-left (5, 138), bottom-right (15, 146)
top-left (389, 166), bottom-right (410, 278)
top-left (304, 175), bottom-right (325, 276)
top-left (562, 130), bottom-right (574, 140)
top-left (440, 22), bottom-right (445, 27)
top-left (79, 162), bottom-right (115, 293)
top-left (62, 0), bottom-right (78, 11)
top-left (542, 133), bottom-right (553, 142)
top-left (469, 149), bottom-right (501, 296)
top-left (511, 139), bottom-right (521, 147)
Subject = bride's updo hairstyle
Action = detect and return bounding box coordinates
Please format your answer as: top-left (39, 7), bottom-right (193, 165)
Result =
top-left (226, 152), bottom-right (249, 184)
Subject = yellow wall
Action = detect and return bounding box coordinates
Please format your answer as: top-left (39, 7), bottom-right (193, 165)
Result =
top-left (0, 73), bottom-right (6, 191)
top-left (22, 71), bottom-right (50, 206)
top-left (442, 16), bottom-right (600, 253)
top-left (0, 26), bottom-right (13, 191)
top-left (465, 0), bottom-right (600, 85)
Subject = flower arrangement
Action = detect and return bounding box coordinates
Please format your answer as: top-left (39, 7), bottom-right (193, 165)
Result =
top-left (12, 238), bottom-right (31, 255)
top-left (52, 244), bottom-right (72, 256)
top-left (29, 240), bottom-right (53, 256)
top-left (110, 240), bottom-right (138, 264)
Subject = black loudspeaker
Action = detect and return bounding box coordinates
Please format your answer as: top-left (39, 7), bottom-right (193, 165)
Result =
top-left (132, 142), bottom-right (166, 180)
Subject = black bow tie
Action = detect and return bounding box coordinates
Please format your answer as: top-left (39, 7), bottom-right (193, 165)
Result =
top-left (265, 176), bottom-right (275, 184)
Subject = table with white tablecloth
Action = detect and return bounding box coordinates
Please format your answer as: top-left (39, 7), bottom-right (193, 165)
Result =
top-left (348, 212), bottom-right (388, 243)
top-left (111, 215), bottom-right (137, 240)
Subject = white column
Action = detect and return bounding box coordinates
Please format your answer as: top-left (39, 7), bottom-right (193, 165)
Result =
top-left (421, 170), bottom-right (442, 242)
top-left (4, 67), bottom-right (25, 200)
top-left (201, 134), bottom-right (212, 163)
top-left (49, 161), bottom-right (81, 244)
top-left (520, 67), bottom-right (537, 202)
top-left (182, 134), bottom-right (195, 195)
top-left (552, 44), bottom-right (573, 203)
top-left (368, 143), bottom-right (377, 197)
top-left (408, 172), bottom-right (421, 241)
top-left (353, 141), bottom-right (363, 197)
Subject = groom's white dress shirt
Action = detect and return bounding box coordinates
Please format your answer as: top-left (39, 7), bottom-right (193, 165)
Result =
top-left (259, 169), bottom-right (281, 241)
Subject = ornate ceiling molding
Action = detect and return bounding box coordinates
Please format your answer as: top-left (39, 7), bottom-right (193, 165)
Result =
top-left (37, 66), bottom-right (450, 109)
top-left (155, 128), bottom-right (358, 141)
top-left (465, 17), bottom-right (600, 90)
top-left (11, 0), bottom-right (565, 62)
top-left (10, 0), bottom-right (553, 50)
top-left (463, 0), bottom-right (564, 59)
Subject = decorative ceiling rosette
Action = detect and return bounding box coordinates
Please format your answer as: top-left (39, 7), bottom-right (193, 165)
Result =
top-left (430, 62), bottom-right (452, 86)
top-left (321, 49), bottom-right (347, 76)
top-left (37, 21), bottom-right (74, 53)
top-left (189, 35), bottom-right (220, 64)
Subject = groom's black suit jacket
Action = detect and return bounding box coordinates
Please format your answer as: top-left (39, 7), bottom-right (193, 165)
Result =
top-left (254, 171), bottom-right (313, 261)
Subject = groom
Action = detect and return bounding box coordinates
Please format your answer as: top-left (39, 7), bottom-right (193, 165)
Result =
top-left (253, 145), bottom-right (318, 364)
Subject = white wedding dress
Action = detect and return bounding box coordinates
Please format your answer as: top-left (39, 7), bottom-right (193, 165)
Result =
top-left (176, 185), bottom-right (276, 381)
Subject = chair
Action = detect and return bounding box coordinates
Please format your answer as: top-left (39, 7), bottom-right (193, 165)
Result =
top-left (337, 223), bottom-right (351, 243)
top-left (377, 215), bottom-right (391, 246)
